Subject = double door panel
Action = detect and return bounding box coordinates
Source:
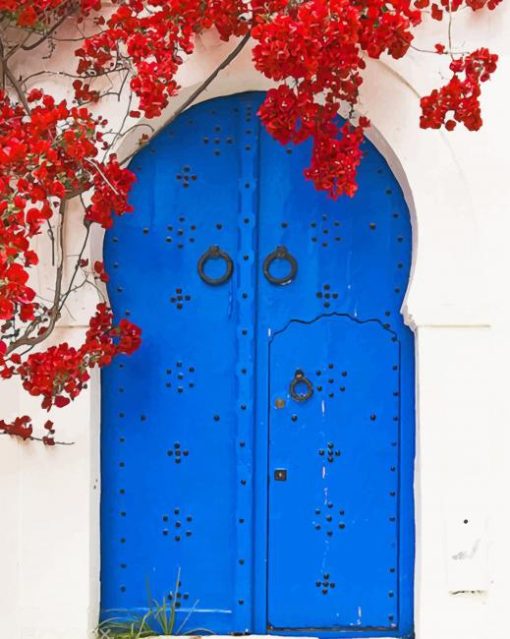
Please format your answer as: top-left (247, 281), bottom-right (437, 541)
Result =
top-left (101, 92), bottom-right (414, 637)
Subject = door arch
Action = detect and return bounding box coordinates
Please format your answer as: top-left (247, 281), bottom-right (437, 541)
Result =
top-left (101, 91), bottom-right (415, 637)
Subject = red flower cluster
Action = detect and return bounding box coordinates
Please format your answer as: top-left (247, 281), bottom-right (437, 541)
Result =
top-left (0, 0), bottom-right (100, 27)
top-left (252, 0), bottom-right (419, 197)
top-left (74, 0), bottom-right (283, 119)
top-left (304, 121), bottom-right (368, 198)
top-left (0, 90), bottom-right (134, 328)
top-left (5, 303), bottom-right (141, 411)
top-left (0, 415), bottom-right (56, 444)
top-left (415, 0), bottom-right (501, 21)
top-left (70, 0), bottom-right (500, 198)
top-left (75, 0), bottom-right (209, 118)
top-left (86, 157), bottom-right (136, 228)
top-left (0, 414), bottom-right (33, 439)
top-left (420, 48), bottom-right (498, 130)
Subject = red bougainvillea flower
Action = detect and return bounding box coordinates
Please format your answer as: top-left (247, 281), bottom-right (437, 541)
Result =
top-left (15, 303), bottom-right (141, 412)
top-left (0, 415), bottom-right (33, 440)
top-left (420, 48), bottom-right (498, 130)
top-left (251, 0), bottom-right (421, 196)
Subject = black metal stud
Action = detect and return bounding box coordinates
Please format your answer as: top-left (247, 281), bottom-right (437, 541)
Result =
top-left (313, 504), bottom-right (346, 536)
top-left (316, 283), bottom-right (339, 308)
top-left (170, 288), bottom-right (192, 310)
top-left (162, 509), bottom-right (193, 541)
top-left (315, 573), bottom-right (336, 595)
top-left (318, 442), bottom-right (341, 463)
top-left (309, 216), bottom-right (342, 248)
top-left (313, 366), bottom-right (338, 399)
top-left (163, 216), bottom-right (197, 248)
top-left (175, 166), bottom-right (197, 188)
top-left (167, 442), bottom-right (190, 464)
top-left (165, 362), bottom-right (195, 393)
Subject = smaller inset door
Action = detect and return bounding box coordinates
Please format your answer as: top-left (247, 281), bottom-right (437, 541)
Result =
top-left (268, 315), bottom-right (401, 631)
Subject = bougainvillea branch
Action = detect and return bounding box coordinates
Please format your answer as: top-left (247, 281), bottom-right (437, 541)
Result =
top-left (0, 0), bottom-right (502, 443)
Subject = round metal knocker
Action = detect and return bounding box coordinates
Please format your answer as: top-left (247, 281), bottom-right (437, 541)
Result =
top-left (263, 245), bottom-right (298, 286)
top-left (289, 369), bottom-right (314, 403)
top-left (197, 245), bottom-right (234, 286)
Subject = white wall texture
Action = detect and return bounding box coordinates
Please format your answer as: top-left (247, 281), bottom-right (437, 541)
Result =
top-left (0, 6), bottom-right (509, 639)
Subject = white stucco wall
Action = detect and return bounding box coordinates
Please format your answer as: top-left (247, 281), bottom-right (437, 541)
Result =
top-left (0, 7), bottom-right (509, 639)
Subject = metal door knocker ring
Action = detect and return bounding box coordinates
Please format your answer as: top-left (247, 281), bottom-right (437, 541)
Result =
top-left (263, 245), bottom-right (298, 286)
top-left (289, 369), bottom-right (314, 403)
top-left (197, 245), bottom-right (234, 286)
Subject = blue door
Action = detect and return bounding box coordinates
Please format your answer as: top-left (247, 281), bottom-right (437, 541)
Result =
top-left (101, 92), bottom-right (414, 638)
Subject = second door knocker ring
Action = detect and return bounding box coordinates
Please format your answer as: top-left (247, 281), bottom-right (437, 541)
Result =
top-left (263, 245), bottom-right (298, 286)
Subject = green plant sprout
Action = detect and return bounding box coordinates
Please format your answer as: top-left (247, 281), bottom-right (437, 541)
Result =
top-left (98, 569), bottom-right (211, 639)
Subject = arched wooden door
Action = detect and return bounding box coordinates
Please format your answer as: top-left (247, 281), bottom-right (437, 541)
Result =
top-left (101, 92), bottom-right (415, 638)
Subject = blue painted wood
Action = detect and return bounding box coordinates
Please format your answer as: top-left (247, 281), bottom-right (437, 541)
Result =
top-left (101, 91), bottom-right (414, 638)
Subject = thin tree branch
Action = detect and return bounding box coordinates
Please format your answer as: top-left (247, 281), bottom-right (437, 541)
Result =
top-left (3, 62), bottom-right (31, 113)
top-left (0, 432), bottom-right (75, 446)
top-left (6, 199), bottom-right (67, 354)
top-left (20, 9), bottom-right (73, 52)
top-left (57, 223), bottom-right (91, 313)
